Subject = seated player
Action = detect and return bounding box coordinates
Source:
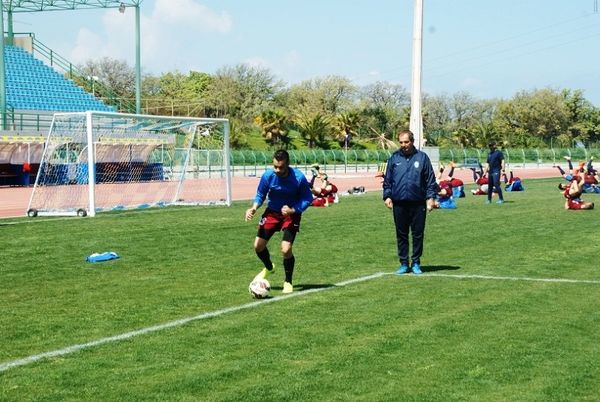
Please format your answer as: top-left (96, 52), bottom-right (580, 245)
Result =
top-left (433, 165), bottom-right (457, 209)
top-left (442, 162), bottom-right (465, 198)
top-left (502, 170), bottom-right (524, 191)
top-left (310, 167), bottom-right (338, 207)
top-left (470, 163), bottom-right (489, 195)
top-left (560, 176), bottom-right (594, 210)
top-left (580, 157), bottom-right (600, 193)
top-left (555, 156), bottom-right (585, 182)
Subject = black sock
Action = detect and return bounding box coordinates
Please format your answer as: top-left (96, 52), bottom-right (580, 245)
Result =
top-left (256, 248), bottom-right (273, 270)
top-left (283, 255), bottom-right (295, 283)
top-left (448, 166), bottom-right (455, 177)
top-left (556, 166), bottom-right (565, 175)
top-left (567, 159), bottom-right (573, 171)
top-left (309, 175), bottom-right (316, 188)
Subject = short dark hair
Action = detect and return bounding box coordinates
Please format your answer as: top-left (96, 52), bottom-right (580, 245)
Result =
top-left (398, 129), bottom-right (414, 142)
top-left (273, 149), bottom-right (290, 163)
top-left (558, 183), bottom-right (565, 190)
top-left (488, 141), bottom-right (497, 147)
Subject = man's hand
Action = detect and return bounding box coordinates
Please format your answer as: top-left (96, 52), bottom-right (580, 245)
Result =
top-left (281, 205), bottom-right (295, 216)
top-left (426, 198), bottom-right (436, 212)
top-left (384, 198), bottom-right (393, 209)
top-left (245, 207), bottom-right (257, 221)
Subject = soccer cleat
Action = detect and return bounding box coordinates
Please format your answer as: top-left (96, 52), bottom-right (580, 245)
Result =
top-left (254, 265), bottom-right (275, 281)
top-left (485, 200), bottom-right (491, 204)
top-left (282, 281), bottom-right (293, 294)
top-left (411, 264), bottom-right (423, 275)
top-left (496, 200), bottom-right (504, 204)
top-left (395, 264), bottom-right (409, 275)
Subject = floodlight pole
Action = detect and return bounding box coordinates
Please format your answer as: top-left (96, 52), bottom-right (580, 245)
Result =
top-left (0, 1), bottom-right (6, 130)
top-left (409, 0), bottom-right (424, 149)
top-left (135, 4), bottom-right (141, 114)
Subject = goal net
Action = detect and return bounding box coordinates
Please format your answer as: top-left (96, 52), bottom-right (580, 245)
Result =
top-left (27, 111), bottom-right (231, 217)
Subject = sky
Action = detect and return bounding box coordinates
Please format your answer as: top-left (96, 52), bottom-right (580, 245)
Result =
top-left (11, 0), bottom-right (600, 104)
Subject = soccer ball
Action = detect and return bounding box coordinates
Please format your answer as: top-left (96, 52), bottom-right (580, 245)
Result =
top-left (249, 278), bottom-right (271, 299)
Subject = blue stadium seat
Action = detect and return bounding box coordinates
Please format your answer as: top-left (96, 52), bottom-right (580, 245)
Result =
top-left (4, 45), bottom-right (114, 112)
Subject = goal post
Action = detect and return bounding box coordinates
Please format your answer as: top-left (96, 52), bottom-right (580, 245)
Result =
top-left (27, 111), bottom-right (231, 217)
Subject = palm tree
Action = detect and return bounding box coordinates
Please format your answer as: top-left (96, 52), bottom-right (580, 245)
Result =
top-left (367, 127), bottom-right (397, 150)
top-left (254, 110), bottom-right (288, 146)
top-left (332, 111), bottom-right (360, 149)
top-left (295, 113), bottom-right (330, 148)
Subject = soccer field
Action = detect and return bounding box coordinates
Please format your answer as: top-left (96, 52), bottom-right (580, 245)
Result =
top-left (1, 178), bottom-right (599, 401)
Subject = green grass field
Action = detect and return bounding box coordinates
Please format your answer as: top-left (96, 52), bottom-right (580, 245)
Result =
top-left (1, 178), bottom-right (599, 401)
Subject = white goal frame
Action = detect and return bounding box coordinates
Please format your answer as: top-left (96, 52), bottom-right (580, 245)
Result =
top-left (27, 111), bottom-right (231, 217)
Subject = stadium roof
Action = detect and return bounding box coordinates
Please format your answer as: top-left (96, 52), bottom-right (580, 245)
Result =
top-left (2, 1), bottom-right (144, 13)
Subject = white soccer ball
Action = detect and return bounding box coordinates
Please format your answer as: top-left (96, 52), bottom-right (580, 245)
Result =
top-left (249, 278), bottom-right (271, 299)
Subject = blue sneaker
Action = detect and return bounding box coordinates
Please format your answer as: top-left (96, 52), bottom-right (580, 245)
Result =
top-left (485, 200), bottom-right (491, 204)
top-left (496, 200), bottom-right (504, 204)
top-left (411, 264), bottom-right (423, 275)
top-left (395, 264), bottom-right (409, 275)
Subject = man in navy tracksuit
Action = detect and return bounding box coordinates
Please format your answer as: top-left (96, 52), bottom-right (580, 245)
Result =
top-left (484, 141), bottom-right (505, 204)
top-left (383, 130), bottom-right (438, 275)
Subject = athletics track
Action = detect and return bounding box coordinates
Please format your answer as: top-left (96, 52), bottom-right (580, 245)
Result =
top-left (0, 166), bottom-right (559, 219)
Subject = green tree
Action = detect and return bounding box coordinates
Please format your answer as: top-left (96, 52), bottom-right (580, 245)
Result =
top-left (254, 110), bottom-right (289, 146)
top-left (295, 113), bottom-right (330, 148)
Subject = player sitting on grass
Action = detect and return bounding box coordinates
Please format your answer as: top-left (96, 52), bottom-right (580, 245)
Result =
top-left (434, 164), bottom-right (457, 209)
top-left (439, 161), bottom-right (465, 198)
top-left (309, 167), bottom-right (338, 207)
top-left (555, 156), bottom-right (585, 182)
top-left (502, 170), bottom-right (524, 191)
top-left (559, 176), bottom-right (594, 210)
top-left (470, 163), bottom-right (489, 195)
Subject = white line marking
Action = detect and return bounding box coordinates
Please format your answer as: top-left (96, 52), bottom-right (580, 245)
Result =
top-left (413, 272), bottom-right (600, 285)
top-left (0, 271), bottom-right (388, 373)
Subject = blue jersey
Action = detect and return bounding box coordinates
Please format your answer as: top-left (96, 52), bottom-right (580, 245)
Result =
top-left (254, 168), bottom-right (313, 213)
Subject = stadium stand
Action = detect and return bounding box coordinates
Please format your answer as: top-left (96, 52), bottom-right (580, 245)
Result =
top-left (4, 45), bottom-right (113, 113)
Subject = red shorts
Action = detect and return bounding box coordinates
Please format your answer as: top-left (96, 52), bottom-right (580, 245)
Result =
top-left (567, 199), bottom-right (585, 210)
top-left (311, 198), bottom-right (327, 207)
top-left (258, 208), bottom-right (302, 233)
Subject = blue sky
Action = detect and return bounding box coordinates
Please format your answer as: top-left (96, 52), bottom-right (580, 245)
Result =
top-left (12, 0), bottom-right (600, 104)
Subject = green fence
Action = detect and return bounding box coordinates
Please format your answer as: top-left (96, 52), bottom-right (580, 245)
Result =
top-left (440, 148), bottom-right (600, 166)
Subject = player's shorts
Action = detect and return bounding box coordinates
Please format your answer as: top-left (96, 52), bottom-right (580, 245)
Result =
top-left (257, 208), bottom-right (302, 241)
top-left (567, 198), bottom-right (585, 210)
top-left (438, 197), bottom-right (457, 209)
top-left (311, 197), bottom-right (328, 207)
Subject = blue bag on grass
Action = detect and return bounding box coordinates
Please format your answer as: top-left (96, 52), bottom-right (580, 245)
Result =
top-left (86, 251), bottom-right (120, 263)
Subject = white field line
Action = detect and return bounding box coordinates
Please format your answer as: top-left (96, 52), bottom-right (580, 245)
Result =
top-left (3, 271), bottom-right (597, 373)
top-left (0, 271), bottom-right (388, 373)
top-left (419, 272), bottom-right (600, 285)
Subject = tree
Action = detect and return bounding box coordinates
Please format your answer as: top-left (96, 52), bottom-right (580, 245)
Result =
top-left (332, 111), bottom-right (361, 148)
top-left (201, 64), bottom-right (283, 123)
top-left (295, 113), bottom-right (330, 148)
top-left (79, 57), bottom-right (135, 96)
top-left (254, 110), bottom-right (288, 146)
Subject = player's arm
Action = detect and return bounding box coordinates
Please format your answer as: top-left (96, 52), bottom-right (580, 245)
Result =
top-left (245, 202), bottom-right (261, 221)
top-left (246, 174), bottom-right (269, 221)
top-left (287, 175), bottom-right (314, 215)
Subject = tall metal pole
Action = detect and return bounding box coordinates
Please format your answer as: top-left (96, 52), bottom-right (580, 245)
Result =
top-left (135, 4), bottom-right (141, 114)
top-left (409, 0), bottom-right (424, 149)
top-left (0, 1), bottom-right (6, 130)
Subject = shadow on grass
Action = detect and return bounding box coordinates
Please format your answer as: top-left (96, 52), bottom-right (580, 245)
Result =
top-left (270, 283), bottom-right (334, 291)
top-left (422, 265), bottom-right (461, 272)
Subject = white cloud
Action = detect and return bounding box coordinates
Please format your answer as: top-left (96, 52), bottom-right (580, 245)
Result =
top-left (69, 1), bottom-right (233, 73)
top-left (152, 0), bottom-right (232, 33)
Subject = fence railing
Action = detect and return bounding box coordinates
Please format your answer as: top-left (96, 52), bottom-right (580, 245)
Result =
top-left (440, 148), bottom-right (600, 167)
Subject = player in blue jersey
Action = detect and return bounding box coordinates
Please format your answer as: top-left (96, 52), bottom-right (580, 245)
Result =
top-left (245, 150), bottom-right (314, 294)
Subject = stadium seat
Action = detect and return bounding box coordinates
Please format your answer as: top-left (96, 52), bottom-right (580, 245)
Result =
top-left (4, 45), bottom-right (113, 112)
